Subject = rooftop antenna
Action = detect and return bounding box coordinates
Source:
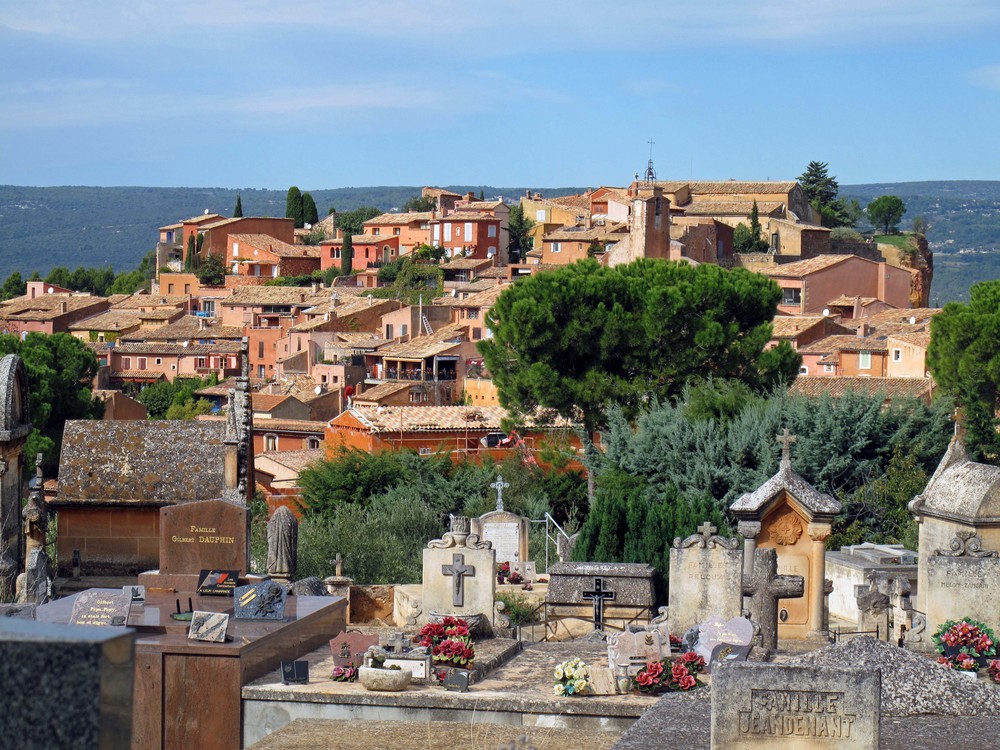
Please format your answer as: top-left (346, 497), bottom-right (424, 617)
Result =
top-left (643, 139), bottom-right (656, 184)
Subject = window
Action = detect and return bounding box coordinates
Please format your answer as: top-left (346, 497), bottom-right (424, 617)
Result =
top-left (782, 288), bottom-right (801, 305)
top-left (468, 309), bottom-right (479, 320)
top-left (202, 300), bottom-right (215, 316)
top-left (167, 284), bottom-right (174, 294)
top-left (393, 228), bottom-right (400, 236)
top-left (535, 209), bottom-right (546, 222)
top-left (122, 357), bottom-right (131, 369)
top-left (307, 437), bottom-right (321, 449)
top-left (488, 225), bottom-right (497, 238)
top-left (419, 447), bottom-right (432, 455)
top-left (137, 357), bottom-right (147, 370)
top-left (823, 364), bottom-right (835, 373)
top-left (258, 365), bottom-right (265, 378)
top-left (258, 341), bottom-right (264, 358)
top-left (196, 357), bottom-right (206, 369)
top-left (385, 324), bottom-right (393, 339)
top-left (372, 228), bottom-right (380, 236)
top-left (858, 351), bottom-right (872, 370)
top-left (892, 349), bottom-right (902, 362)
top-left (264, 434), bottom-right (277, 451)
top-left (155, 358), bottom-right (162, 365)
top-left (472, 327), bottom-right (482, 340)
top-left (551, 242), bottom-right (562, 253)
top-left (184, 284), bottom-right (191, 294)
top-left (233, 241), bottom-right (239, 257)
top-left (798, 366), bottom-right (808, 375)
top-left (401, 324), bottom-right (407, 336)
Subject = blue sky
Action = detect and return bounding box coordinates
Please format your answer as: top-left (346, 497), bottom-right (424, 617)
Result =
top-left (2, 1), bottom-right (999, 189)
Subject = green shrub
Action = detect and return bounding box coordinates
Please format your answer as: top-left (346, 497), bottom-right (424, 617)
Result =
top-left (496, 591), bottom-right (541, 625)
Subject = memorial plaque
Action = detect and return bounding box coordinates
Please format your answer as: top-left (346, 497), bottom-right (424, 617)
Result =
top-left (695, 614), bottom-right (754, 662)
top-left (608, 629), bottom-right (664, 667)
top-left (187, 611), bottom-right (230, 642)
top-left (234, 581), bottom-right (286, 620)
top-left (197, 569), bottom-right (240, 596)
top-left (442, 668), bottom-right (470, 692)
top-left (925, 556), bottom-right (1000, 638)
top-left (70, 590), bottom-right (132, 627)
top-left (384, 653), bottom-right (433, 681)
top-left (708, 643), bottom-right (753, 673)
top-left (471, 510), bottom-right (530, 564)
top-left (711, 664), bottom-right (879, 749)
top-left (280, 660), bottom-right (309, 685)
top-left (330, 632), bottom-right (379, 668)
top-left (511, 561), bottom-right (538, 582)
top-left (159, 499), bottom-right (249, 576)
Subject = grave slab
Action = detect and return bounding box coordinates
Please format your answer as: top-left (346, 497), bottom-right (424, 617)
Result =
top-left (669, 523), bottom-right (743, 635)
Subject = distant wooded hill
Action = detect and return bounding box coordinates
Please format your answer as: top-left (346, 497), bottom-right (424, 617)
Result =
top-left (1, 181), bottom-right (998, 303)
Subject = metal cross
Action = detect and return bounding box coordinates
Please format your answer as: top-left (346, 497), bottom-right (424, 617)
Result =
top-left (442, 553), bottom-right (476, 607)
top-left (582, 578), bottom-right (617, 631)
top-left (490, 474), bottom-right (510, 512)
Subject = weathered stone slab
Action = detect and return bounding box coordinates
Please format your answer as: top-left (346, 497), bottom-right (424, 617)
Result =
top-left (924, 555), bottom-right (1000, 639)
top-left (669, 528), bottom-right (743, 635)
top-left (330, 632), bottom-right (379, 667)
top-left (0, 603), bottom-right (36, 619)
top-left (422, 545), bottom-right (495, 621)
top-left (159, 498), bottom-right (249, 576)
top-left (471, 510), bottom-right (530, 564)
top-left (607, 629), bottom-right (663, 667)
top-left (546, 562), bottom-right (656, 607)
top-left (711, 663), bottom-right (880, 749)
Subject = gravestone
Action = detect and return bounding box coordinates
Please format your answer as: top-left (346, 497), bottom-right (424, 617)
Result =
top-left (234, 580), bottom-right (287, 620)
top-left (711, 663), bottom-right (880, 749)
top-left (742, 548), bottom-right (804, 652)
top-left (266, 505), bottom-right (298, 583)
top-left (422, 516), bottom-right (496, 626)
top-left (694, 614), bottom-right (755, 663)
top-left (924, 532), bottom-right (1000, 640)
top-left (854, 571), bottom-right (892, 640)
top-left (471, 510), bottom-right (530, 565)
top-left (70, 589), bottom-right (132, 627)
top-left (141, 498), bottom-right (250, 592)
top-left (0, 617), bottom-right (134, 750)
top-left (708, 642), bottom-right (753, 673)
top-left (669, 521), bottom-right (743, 635)
top-left (546, 562), bottom-right (656, 637)
top-left (16, 547), bottom-right (51, 606)
top-left (511, 560), bottom-right (537, 582)
top-left (607, 628), bottom-right (664, 668)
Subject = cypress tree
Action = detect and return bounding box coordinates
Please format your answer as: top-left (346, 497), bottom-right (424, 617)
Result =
top-left (341, 233), bottom-right (353, 276)
top-left (185, 235), bottom-right (195, 270)
top-left (233, 193), bottom-right (243, 218)
top-left (302, 192), bottom-right (319, 226)
top-left (286, 186), bottom-right (304, 228)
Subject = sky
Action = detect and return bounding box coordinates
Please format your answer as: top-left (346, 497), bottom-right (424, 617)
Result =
top-left (1, 1), bottom-right (999, 190)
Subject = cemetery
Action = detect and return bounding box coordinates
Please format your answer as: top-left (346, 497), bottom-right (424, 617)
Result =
top-left (1, 349), bottom-right (1000, 750)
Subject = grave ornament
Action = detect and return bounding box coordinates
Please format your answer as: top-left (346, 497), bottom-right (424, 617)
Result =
top-left (742, 547), bottom-right (804, 652)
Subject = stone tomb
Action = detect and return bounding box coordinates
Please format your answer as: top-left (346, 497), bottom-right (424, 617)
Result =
top-left (0, 617), bottom-right (135, 750)
top-left (711, 663), bottom-right (880, 749)
top-left (546, 562), bottom-right (656, 638)
top-left (825, 543), bottom-right (917, 625)
top-left (139, 497), bottom-right (249, 591)
top-left (908, 433), bottom-right (1000, 648)
top-left (471, 509), bottom-right (531, 565)
top-left (731, 430), bottom-right (840, 640)
top-left (422, 516), bottom-right (496, 627)
top-left (668, 522), bottom-right (743, 636)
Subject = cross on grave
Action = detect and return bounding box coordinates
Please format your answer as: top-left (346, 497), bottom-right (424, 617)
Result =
top-left (776, 428), bottom-right (798, 468)
top-left (582, 578), bottom-right (617, 631)
top-left (697, 522), bottom-right (717, 539)
top-left (490, 475), bottom-right (510, 512)
top-left (334, 553), bottom-right (342, 576)
top-left (742, 547), bottom-right (804, 651)
top-left (442, 553), bottom-right (475, 608)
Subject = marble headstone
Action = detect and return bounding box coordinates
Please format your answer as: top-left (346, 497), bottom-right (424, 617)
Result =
top-left (668, 522), bottom-right (742, 636)
top-left (694, 614), bottom-right (754, 662)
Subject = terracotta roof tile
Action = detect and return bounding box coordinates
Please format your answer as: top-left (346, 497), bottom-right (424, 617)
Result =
top-left (799, 335), bottom-right (889, 354)
top-left (221, 286), bottom-right (328, 307)
top-left (122, 315), bottom-right (244, 342)
top-left (231, 234), bottom-right (321, 258)
top-left (343, 405), bottom-right (576, 433)
top-left (364, 212), bottom-right (435, 225)
top-left (68, 311), bottom-right (145, 331)
top-left (353, 381), bottom-right (410, 402)
top-left (257, 449), bottom-right (325, 472)
top-left (769, 316), bottom-right (828, 338)
top-left (789, 377), bottom-right (934, 401)
top-left (763, 255), bottom-right (855, 277)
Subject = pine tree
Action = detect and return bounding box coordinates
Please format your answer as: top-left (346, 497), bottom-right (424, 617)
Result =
top-left (302, 192), bottom-right (319, 226)
top-left (233, 193), bottom-right (243, 218)
top-left (285, 186), bottom-right (304, 228)
top-left (340, 234), bottom-right (353, 276)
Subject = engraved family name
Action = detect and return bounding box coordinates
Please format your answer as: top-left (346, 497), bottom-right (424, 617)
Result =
top-left (170, 526), bottom-right (237, 545)
top-left (738, 690), bottom-right (856, 738)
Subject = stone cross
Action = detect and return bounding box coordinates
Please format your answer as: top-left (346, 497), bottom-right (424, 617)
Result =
top-left (490, 475), bottom-right (510, 512)
top-left (697, 522), bottom-right (717, 539)
top-left (742, 547), bottom-right (804, 651)
top-left (335, 553), bottom-right (343, 576)
top-left (583, 578), bottom-right (617, 631)
top-left (442, 553), bottom-right (475, 607)
top-left (776, 428), bottom-right (798, 468)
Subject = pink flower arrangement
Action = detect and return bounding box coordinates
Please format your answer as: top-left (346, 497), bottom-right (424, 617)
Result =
top-left (933, 618), bottom-right (997, 668)
top-left (331, 664), bottom-right (358, 682)
top-left (988, 660), bottom-right (1000, 684)
top-left (632, 652), bottom-right (705, 694)
top-left (418, 617), bottom-right (476, 667)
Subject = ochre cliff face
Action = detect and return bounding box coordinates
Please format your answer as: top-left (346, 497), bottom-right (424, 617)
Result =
top-left (878, 235), bottom-right (933, 308)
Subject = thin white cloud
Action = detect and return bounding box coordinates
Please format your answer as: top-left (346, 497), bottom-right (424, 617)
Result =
top-left (968, 64), bottom-right (1000, 91)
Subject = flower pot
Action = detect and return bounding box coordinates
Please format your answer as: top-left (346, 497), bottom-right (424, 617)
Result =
top-left (358, 667), bottom-right (412, 692)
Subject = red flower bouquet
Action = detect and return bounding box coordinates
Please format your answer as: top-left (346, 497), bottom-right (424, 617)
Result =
top-left (419, 616), bottom-right (476, 667)
top-left (988, 660), bottom-right (1000, 684)
top-left (632, 651), bottom-right (705, 694)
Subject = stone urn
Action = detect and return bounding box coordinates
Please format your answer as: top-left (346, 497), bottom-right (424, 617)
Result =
top-left (358, 667), bottom-right (412, 692)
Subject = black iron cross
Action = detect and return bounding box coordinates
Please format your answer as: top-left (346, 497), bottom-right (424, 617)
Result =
top-left (442, 553), bottom-right (475, 607)
top-left (582, 578), bottom-right (616, 630)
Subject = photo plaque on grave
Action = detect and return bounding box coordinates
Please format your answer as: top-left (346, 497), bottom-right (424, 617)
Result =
top-left (188, 611), bottom-right (230, 642)
top-left (69, 590), bottom-right (132, 627)
top-left (281, 660), bottom-right (310, 685)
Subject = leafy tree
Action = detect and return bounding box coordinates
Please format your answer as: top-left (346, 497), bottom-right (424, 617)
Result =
top-left (928, 279), bottom-right (1000, 461)
top-left (732, 223), bottom-right (754, 253)
top-left (912, 216), bottom-right (929, 236)
top-left (479, 258), bottom-right (800, 431)
top-left (1, 272), bottom-right (25, 301)
top-left (507, 204), bottom-right (534, 263)
top-left (413, 244), bottom-right (446, 261)
top-left (302, 192), bottom-right (319, 226)
top-left (45, 267), bottom-right (70, 288)
top-left (0, 333), bottom-right (102, 471)
top-left (233, 193), bottom-right (243, 218)
top-left (165, 397), bottom-right (213, 420)
top-left (867, 195), bottom-right (906, 234)
top-left (340, 233), bottom-right (353, 276)
top-left (402, 195), bottom-right (436, 212)
top-left (336, 206), bottom-right (381, 236)
top-left (285, 186), bottom-right (304, 228)
top-left (195, 253), bottom-right (226, 286)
